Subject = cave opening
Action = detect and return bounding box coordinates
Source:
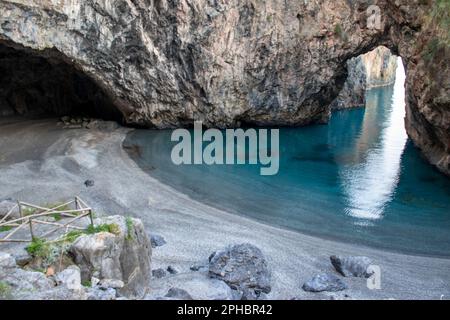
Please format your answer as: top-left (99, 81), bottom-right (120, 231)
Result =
top-left (0, 42), bottom-right (123, 122)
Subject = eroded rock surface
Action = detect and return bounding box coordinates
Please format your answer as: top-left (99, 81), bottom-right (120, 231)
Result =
top-left (0, 1), bottom-right (448, 175)
top-left (69, 215), bottom-right (152, 297)
top-left (332, 46), bottom-right (398, 110)
top-left (209, 243), bottom-right (271, 300)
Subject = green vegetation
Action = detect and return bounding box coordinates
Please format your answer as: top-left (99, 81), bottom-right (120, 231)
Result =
top-left (430, 0), bottom-right (450, 34)
top-left (422, 0), bottom-right (450, 63)
top-left (82, 280), bottom-right (92, 288)
top-left (0, 281), bottom-right (12, 299)
top-left (86, 223), bottom-right (120, 235)
top-left (63, 223), bottom-right (120, 243)
top-left (25, 237), bottom-right (52, 259)
top-left (0, 226), bottom-right (13, 232)
top-left (125, 217), bottom-right (134, 241)
top-left (25, 223), bottom-right (121, 268)
top-left (63, 230), bottom-right (85, 243)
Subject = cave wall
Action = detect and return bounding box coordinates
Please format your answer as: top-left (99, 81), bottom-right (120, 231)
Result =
top-left (0, 0), bottom-right (448, 175)
top-left (0, 42), bottom-right (121, 120)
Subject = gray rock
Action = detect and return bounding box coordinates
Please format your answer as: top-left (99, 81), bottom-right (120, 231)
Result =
top-left (0, 252), bottom-right (16, 268)
top-left (84, 180), bottom-right (95, 187)
top-left (209, 243), bottom-right (271, 300)
top-left (0, 261), bottom-right (56, 299)
top-left (330, 256), bottom-right (373, 278)
top-left (54, 265), bottom-right (82, 291)
top-left (167, 266), bottom-right (178, 275)
top-left (19, 286), bottom-right (87, 300)
top-left (86, 287), bottom-right (117, 300)
top-left (86, 120), bottom-right (119, 131)
top-left (98, 279), bottom-right (125, 290)
top-left (150, 234), bottom-right (167, 248)
top-left (145, 273), bottom-right (234, 300)
top-left (14, 253), bottom-right (32, 267)
top-left (69, 215), bottom-right (152, 297)
top-left (302, 274), bottom-right (348, 293)
top-left (152, 268), bottom-right (167, 279)
top-left (165, 288), bottom-right (193, 300)
top-left (331, 46), bottom-right (397, 110)
top-left (190, 264), bottom-right (208, 272)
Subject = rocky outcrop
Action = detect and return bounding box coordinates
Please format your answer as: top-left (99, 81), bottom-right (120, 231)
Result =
top-left (209, 243), bottom-right (271, 300)
top-left (0, 1), bottom-right (448, 175)
top-left (69, 215), bottom-right (152, 297)
top-left (332, 46), bottom-right (398, 110)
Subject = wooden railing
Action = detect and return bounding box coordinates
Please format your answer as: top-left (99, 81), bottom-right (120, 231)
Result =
top-left (0, 197), bottom-right (94, 243)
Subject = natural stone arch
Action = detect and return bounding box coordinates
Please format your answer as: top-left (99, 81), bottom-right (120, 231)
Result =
top-left (0, 0), bottom-right (447, 175)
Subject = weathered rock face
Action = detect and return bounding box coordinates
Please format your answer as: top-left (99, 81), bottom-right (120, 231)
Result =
top-left (209, 243), bottom-right (271, 300)
top-left (0, 1), bottom-right (448, 175)
top-left (69, 216), bottom-right (152, 297)
top-left (332, 46), bottom-right (398, 110)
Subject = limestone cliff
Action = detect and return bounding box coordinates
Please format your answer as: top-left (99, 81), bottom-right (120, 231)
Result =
top-left (0, 0), bottom-right (448, 175)
top-left (332, 46), bottom-right (398, 110)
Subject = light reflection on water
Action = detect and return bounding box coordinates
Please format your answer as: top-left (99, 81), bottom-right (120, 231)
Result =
top-left (125, 60), bottom-right (450, 257)
top-left (340, 58), bottom-right (408, 222)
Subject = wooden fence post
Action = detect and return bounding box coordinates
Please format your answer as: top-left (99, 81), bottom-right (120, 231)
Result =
top-left (18, 201), bottom-right (23, 218)
top-left (89, 209), bottom-right (94, 227)
top-left (29, 218), bottom-right (35, 240)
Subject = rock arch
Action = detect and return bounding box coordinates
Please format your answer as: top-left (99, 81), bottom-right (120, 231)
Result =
top-left (0, 0), bottom-right (448, 175)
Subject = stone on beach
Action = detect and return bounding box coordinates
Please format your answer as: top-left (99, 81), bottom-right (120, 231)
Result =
top-left (84, 180), bottom-right (95, 187)
top-left (69, 215), bottom-right (151, 297)
top-left (150, 234), bottom-right (167, 248)
top-left (167, 265), bottom-right (178, 275)
top-left (330, 255), bottom-right (373, 278)
top-left (208, 243), bottom-right (271, 300)
top-left (302, 273), bottom-right (348, 293)
top-left (152, 268), bottom-right (167, 279)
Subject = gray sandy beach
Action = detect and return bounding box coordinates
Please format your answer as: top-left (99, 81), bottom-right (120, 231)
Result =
top-left (0, 118), bottom-right (449, 300)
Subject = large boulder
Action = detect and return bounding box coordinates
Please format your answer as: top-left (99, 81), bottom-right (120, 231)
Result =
top-left (69, 216), bottom-right (152, 297)
top-left (330, 255), bottom-right (373, 278)
top-left (0, 252), bottom-right (57, 299)
top-left (208, 243), bottom-right (271, 300)
top-left (302, 273), bottom-right (348, 293)
top-left (54, 265), bottom-right (82, 291)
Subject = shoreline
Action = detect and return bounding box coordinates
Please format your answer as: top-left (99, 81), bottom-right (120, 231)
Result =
top-left (0, 118), bottom-right (449, 300)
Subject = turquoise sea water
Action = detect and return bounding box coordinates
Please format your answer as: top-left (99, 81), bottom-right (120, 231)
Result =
top-left (125, 61), bottom-right (450, 257)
